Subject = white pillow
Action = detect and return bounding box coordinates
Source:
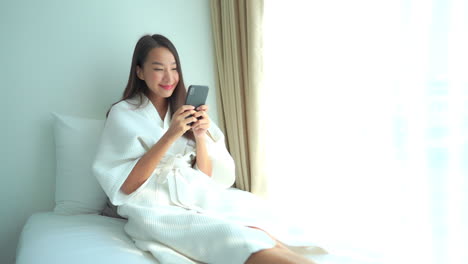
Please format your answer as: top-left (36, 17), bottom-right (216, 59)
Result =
top-left (52, 112), bottom-right (107, 215)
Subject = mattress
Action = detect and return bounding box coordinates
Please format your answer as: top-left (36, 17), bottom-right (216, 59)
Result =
top-left (16, 212), bottom-right (157, 264)
top-left (16, 212), bottom-right (380, 264)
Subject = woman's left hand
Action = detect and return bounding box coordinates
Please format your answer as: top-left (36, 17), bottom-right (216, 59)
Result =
top-left (191, 105), bottom-right (210, 139)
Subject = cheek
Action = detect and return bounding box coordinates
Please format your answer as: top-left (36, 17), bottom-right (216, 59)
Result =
top-left (148, 71), bottom-right (162, 81)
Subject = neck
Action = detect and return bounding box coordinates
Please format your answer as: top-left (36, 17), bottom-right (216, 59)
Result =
top-left (148, 94), bottom-right (168, 120)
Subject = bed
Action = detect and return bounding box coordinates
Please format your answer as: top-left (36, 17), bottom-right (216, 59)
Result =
top-left (15, 113), bottom-right (379, 264)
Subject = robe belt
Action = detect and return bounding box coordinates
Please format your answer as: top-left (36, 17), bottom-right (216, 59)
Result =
top-left (153, 154), bottom-right (204, 212)
top-left (154, 154), bottom-right (192, 184)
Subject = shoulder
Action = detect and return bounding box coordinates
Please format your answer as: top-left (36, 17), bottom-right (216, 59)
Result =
top-left (103, 96), bottom-right (154, 135)
top-left (108, 95), bottom-right (151, 120)
top-left (111, 95), bottom-right (149, 112)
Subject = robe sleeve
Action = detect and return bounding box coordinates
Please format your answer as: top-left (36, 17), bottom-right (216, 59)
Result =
top-left (92, 103), bottom-right (158, 206)
top-left (196, 122), bottom-right (236, 188)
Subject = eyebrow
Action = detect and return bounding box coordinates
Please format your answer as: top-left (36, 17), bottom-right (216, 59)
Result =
top-left (151, 61), bottom-right (177, 66)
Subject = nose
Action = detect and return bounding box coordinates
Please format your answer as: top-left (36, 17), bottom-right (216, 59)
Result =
top-left (163, 69), bottom-right (175, 83)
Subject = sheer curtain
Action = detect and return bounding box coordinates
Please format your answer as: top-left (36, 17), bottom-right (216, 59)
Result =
top-left (263, 1), bottom-right (467, 263)
top-left (210, 0), bottom-right (267, 194)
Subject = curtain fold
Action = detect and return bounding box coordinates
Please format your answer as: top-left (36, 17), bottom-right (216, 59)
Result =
top-left (210, 0), bottom-right (266, 195)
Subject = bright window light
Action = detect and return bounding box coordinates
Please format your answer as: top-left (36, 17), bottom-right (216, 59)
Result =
top-left (263, 1), bottom-right (468, 263)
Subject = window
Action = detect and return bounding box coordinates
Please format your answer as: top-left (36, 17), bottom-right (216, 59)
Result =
top-left (263, 1), bottom-right (468, 263)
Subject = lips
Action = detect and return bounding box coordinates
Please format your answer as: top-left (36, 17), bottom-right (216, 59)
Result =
top-left (160, 84), bottom-right (174, 91)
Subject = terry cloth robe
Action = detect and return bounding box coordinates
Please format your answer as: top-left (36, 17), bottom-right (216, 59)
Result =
top-left (92, 95), bottom-right (318, 264)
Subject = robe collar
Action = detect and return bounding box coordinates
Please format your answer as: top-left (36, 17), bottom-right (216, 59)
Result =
top-left (140, 94), bottom-right (171, 130)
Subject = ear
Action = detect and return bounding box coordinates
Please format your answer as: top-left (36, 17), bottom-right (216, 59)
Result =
top-left (136, 65), bottom-right (144, 80)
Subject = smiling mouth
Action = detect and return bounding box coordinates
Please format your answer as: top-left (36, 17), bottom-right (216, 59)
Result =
top-left (160, 85), bottom-right (174, 90)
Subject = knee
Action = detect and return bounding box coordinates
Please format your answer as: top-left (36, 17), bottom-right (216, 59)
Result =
top-left (245, 243), bottom-right (289, 264)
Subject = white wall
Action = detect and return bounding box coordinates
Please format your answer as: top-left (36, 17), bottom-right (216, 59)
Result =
top-left (0, 1), bottom-right (218, 263)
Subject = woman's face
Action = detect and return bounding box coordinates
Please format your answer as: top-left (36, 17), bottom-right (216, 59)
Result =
top-left (137, 47), bottom-right (179, 100)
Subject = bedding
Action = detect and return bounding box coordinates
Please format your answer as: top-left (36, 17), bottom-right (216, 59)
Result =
top-left (16, 212), bottom-right (157, 264)
top-left (15, 112), bottom-right (382, 264)
top-left (16, 212), bottom-right (379, 264)
top-left (52, 112), bottom-right (107, 215)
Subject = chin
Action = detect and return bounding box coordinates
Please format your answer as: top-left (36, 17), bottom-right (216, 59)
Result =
top-left (148, 90), bottom-right (173, 100)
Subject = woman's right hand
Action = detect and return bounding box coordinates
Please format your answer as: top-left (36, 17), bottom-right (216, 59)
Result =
top-left (166, 105), bottom-right (197, 139)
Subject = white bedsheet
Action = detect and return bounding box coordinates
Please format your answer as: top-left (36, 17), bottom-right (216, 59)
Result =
top-left (16, 212), bottom-right (157, 264)
top-left (16, 212), bottom-right (380, 264)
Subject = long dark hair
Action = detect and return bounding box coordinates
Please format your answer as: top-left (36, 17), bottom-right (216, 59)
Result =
top-left (106, 34), bottom-right (187, 124)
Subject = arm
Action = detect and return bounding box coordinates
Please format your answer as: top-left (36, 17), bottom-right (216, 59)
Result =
top-left (121, 132), bottom-right (177, 194)
top-left (121, 105), bottom-right (197, 194)
top-left (194, 136), bottom-right (213, 177)
top-left (192, 105), bottom-right (213, 177)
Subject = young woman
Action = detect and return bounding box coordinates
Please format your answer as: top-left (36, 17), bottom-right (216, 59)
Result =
top-left (93, 34), bottom-right (318, 264)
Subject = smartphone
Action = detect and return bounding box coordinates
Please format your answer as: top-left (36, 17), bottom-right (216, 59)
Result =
top-left (185, 85), bottom-right (209, 108)
top-left (185, 85), bottom-right (209, 125)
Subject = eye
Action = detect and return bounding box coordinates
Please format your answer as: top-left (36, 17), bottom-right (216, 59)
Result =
top-left (153, 68), bottom-right (163, 71)
top-left (172, 68), bottom-right (178, 71)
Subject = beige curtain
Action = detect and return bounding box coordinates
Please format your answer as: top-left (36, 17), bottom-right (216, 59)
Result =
top-left (210, 0), bottom-right (266, 196)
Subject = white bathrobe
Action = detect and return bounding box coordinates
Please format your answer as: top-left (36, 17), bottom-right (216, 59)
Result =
top-left (93, 95), bottom-right (317, 264)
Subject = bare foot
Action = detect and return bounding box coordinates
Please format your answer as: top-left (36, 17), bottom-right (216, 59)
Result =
top-left (245, 226), bottom-right (316, 264)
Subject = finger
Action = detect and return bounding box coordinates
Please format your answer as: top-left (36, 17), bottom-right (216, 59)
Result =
top-left (197, 115), bottom-right (210, 123)
top-left (192, 119), bottom-right (205, 128)
top-left (192, 111), bottom-right (201, 118)
top-left (182, 110), bottom-right (197, 119)
top-left (195, 118), bottom-right (209, 126)
top-left (186, 117), bottom-right (198, 126)
top-left (196, 105), bottom-right (209, 112)
top-left (196, 111), bottom-right (211, 120)
top-left (193, 122), bottom-right (209, 131)
top-left (193, 111), bottom-right (205, 118)
top-left (176, 105), bottom-right (195, 115)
